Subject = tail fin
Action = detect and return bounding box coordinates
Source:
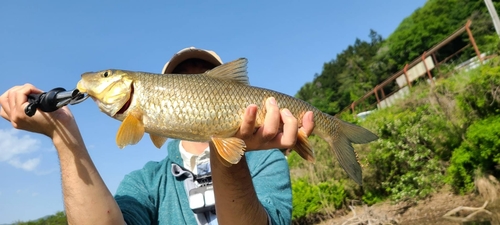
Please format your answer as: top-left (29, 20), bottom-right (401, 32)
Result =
top-left (317, 115), bottom-right (378, 185)
top-left (338, 119), bottom-right (379, 144)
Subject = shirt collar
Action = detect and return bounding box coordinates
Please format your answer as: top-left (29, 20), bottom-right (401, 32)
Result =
top-left (179, 141), bottom-right (210, 172)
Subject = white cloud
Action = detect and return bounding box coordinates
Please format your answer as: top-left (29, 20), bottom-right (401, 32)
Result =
top-left (8, 157), bottom-right (41, 171)
top-left (0, 128), bottom-right (42, 171)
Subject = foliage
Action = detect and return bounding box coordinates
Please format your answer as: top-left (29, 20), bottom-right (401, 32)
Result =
top-left (317, 179), bottom-right (347, 209)
top-left (296, 0), bottom-right (498, 114)
top-left (362, 104), bottom-right (449, 201)
top-left (295, 30), bottom-right (384, 115)
top-left (14, 211), bottom-right (67, 225)
top-left (290, 61), bottom-right (500, 224)
top-left (455, 60), bottom-right (500, 119)
top-left (447, 62), bottom-right (500, 193)
top-left (386, 0), bottom-right (487, 62)
top-left (447, 116), bottom-right (500, 194)
top-left (362, 190), bottom-right (383, 206)
top-left (442, 60), bottom-right (500, 194)
top-left (292, 178), bottom-right (322, 221)
top-left (291, 178), bottom-right (347, 222)
top-left (291, 58), bottom-right (500, 224)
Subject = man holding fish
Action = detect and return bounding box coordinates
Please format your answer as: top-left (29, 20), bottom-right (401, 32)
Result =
top-left (0, 47), bottom-right (316, 224)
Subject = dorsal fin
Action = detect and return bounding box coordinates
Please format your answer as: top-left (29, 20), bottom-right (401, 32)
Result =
top-left (204, 58), bottom-right (249, 85)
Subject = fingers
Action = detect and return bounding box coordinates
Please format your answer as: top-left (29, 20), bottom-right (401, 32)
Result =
top-left (237, 104), bottom-right (258, 139)
top-left (15, 83), bottom-right (41, 108)
top-left (300, 111), bottom-right (314, 136)
top-left (1, 84), bottom-right (43, 125)
top-left (243, 97), bottom-right (299, 150)
top-left (0, 102), bottom-right (10, 121)
top-left (238, 97), bottom-right (315, 151)
top-left (0, 84), bottom-right (78, 138)
top-left (277, 108), bottom-right (298, 147)
top-left (7, 86), bottom-right (22, 119)
top-left (9, 84), bottom-right (41, 117)
top-left (255, 97), bottom-right (280, 142)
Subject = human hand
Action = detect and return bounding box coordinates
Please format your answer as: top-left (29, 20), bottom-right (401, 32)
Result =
top-left (236, 97), bottom-right (314, 151)
top-left (0, 83), bottom-right (76, 138)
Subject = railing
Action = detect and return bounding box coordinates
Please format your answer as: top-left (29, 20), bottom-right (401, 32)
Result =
top-left (337, 20), bottom-right (485, 117)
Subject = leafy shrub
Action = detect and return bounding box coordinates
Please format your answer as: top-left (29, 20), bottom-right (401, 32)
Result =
top-left (363, 104), bottom-right (449, 201)
top-left (362, 190), bottom-right (383, 205)
top-left (291, 178), bottom-right (348, 223)
top-left (447, 115), bottom-right (500, 194)
top-left (292, 179), bottom-right (321, 220)
top-left (317, 179), bottom-right (347, 209)
top-left (456, 60), bottom-right (500, 119)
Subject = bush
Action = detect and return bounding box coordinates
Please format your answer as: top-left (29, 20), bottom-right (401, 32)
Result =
top-left (456, 60), bottom-right (500, 119)
top-left (289, 58), bottom-right (500, 221)
top-left (292, 179), bottom-right (321, 221)
top-left (291, 178), bottom-right (348, 222)
top-left (317, 179), bottom-right (347, 209)
top-left (363, 104), bottom-right (449, 201)
top-left (447, 115), bottom-right (500, 194)
top-left (362, 190), bottom-right (383, 205)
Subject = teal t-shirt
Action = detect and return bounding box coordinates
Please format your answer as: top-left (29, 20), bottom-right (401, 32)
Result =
top-left (115, 139), bottom-right (292, 225)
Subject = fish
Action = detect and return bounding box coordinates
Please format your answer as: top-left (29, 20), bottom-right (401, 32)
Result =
top-left (76, 58), bottom-right (378, 185)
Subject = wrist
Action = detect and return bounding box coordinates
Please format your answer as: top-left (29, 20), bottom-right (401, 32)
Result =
top-left (50, 122), bottom-right (86, 153)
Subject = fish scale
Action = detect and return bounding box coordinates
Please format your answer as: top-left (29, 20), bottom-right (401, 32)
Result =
top-left (76, 58), bottom-right (378, 185)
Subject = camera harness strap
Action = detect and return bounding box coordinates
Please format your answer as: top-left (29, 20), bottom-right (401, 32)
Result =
top-left (171, 152), bottom-right (217, 225)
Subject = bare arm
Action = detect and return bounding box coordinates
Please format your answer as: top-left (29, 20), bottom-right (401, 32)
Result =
top-left (211, 97), bottom-right (314, 225)
top-left (0, 84), bottom-right (125, 225)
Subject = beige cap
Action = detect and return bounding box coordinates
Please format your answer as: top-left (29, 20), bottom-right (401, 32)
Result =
top-left (162, 47), bottom-right (223, 74)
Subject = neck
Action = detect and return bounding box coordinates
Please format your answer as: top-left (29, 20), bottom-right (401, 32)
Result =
top-left (181, 140), bottom-right (209, 155)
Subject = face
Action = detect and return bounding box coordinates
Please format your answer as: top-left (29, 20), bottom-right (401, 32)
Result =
top-left (76, 70), bottom-right (133, 117)
top-left (172, 58), bottom-right (217, 74)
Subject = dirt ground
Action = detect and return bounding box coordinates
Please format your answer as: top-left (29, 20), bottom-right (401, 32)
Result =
top-left (316, 191), bottom-right (500, 225)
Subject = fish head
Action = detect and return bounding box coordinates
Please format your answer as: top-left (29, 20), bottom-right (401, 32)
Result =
top-left (77, 69), bottom-right (133, 117)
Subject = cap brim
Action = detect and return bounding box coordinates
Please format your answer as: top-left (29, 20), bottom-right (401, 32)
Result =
top-left (162, 47), bottom-right (223, 74)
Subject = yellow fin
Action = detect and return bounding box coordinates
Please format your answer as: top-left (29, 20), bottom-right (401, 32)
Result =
top-left (150, 134), bottom-right (168, 149)
top-left (292, 129), bottom-right (315, 163)
top-left (116, 113), bottom-right (145, 149)
top-left (211, 137), bottom-right (246, 164)
top-left (204, 58), bottom-right (249, 85)
top-left (209, 142), bottom-right (233, 167)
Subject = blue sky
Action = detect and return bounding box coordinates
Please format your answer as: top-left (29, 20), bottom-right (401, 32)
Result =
top-left (0, 0), bottom-right (427, 223)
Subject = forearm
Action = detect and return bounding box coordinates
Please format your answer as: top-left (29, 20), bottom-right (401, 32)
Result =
top-left (0, 85), bottom-right (125, 224)
top-left (210, 148), bottom-right (268, 225)
top-left (53, 127), bottom-right (124, 225)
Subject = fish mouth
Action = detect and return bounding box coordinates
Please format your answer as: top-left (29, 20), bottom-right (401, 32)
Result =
top-left (76, 80), bottom-right (87, 93)
top-left (116, 84), bottom-right (133, 115)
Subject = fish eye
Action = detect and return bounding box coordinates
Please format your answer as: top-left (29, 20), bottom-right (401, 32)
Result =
top-left (103, 71), bottom-right (109, 78)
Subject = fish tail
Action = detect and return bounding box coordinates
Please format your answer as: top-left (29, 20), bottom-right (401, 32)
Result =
top-left (314, 113), bottom-right (378, 185)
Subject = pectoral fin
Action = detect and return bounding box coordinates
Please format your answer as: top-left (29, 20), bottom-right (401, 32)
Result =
top-left (211, 137), bottom-right (246, 165)
top-left (209, 142), bottom-right (233, 168)
top-left (116, 113), bottom-right (145, 149)
top-left (150, 134), bottom-right (168, 149)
